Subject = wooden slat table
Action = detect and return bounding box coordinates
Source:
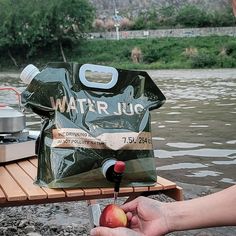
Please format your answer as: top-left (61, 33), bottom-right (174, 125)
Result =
top-left (0, 157), bottom-right (183, 208)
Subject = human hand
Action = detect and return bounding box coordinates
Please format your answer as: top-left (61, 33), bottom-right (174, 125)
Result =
top-left (90, 185), bottom-right (236, 235)
top-left (121, 196), bottom-right (169, 236)
top-left (90, 196), bottom-right (170, 236)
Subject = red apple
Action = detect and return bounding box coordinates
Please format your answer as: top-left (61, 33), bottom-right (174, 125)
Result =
top-left (99, 204), bottom-right (128, 228)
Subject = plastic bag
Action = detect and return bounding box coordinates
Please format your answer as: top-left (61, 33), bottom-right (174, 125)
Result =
top-left (21, 63), bottom-right (165, 188)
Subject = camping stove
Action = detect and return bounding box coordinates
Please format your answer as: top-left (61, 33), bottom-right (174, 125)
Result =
top-left (0, 87), bottom-right (36, 163)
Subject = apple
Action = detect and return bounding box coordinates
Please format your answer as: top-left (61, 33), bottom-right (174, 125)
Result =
top-left (99, 204), bottom-right (128, 228)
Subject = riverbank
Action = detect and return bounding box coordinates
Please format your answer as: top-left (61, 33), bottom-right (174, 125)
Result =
top-left (1, 36), bottom-right (236, 71)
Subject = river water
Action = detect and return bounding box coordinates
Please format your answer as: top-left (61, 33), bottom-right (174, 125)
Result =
top-left (0, 69), bottom-right (235, 192)
top-left (148, 69), bottom-right (236, 192)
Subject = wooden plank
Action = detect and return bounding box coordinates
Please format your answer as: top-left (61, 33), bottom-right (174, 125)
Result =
top-left (18, 160), bottom-right (36, 179)
top-left (29, 157), bottom-right (38, 167)
top-left (100, 187), bottom-right (114, 195)
top-left (119, 187), bottom-right (134, 193)
top-left (0, 166), bottom-right (27, 201)
top-left (18, 160), bottom-right (66, 199)
top-left (157, 176), bottom-right (176, 190)
top-left (0, 187), bottom-right (6, 203)
top-left (64, 189), bottom-right (85, 197)
top-left (133, 186), bottom-right (149, 193)
top-left (5, 163), bottom-right (47, 200)
top-left (84, 188), bottom-right (101, 196)
top-left (148, 182), bottom-right (163, 191)
top-left (43, 188), bottom-right (66, 199)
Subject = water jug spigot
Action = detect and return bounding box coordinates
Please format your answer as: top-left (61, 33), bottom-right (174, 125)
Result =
top-left (101, 159), bottom-right (126, 204)
top-left (113, 161), bottom-right (126, 193)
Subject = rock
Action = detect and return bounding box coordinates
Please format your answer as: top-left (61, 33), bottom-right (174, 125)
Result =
top-left (27, 233), bottom-right (42, 236)
top-left (71, 223), bottom-right (79, 229)
top-left (6, 226), bottom-right (17, 232)
top-left (25, 225), bottom-right (36, 233)
top-left (0, 227), bottom-right (8, 234)
top-left (18, 219), bottom-right (28, 228)
top-left (66, 225), bottom-right (73, 232)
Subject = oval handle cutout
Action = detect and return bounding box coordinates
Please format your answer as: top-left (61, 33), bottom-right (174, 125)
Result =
top-left (79, 64), bottom-right (118, 89)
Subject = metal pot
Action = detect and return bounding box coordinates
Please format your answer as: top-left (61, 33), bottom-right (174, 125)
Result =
top-left (0, 106), bottom-right (25, 133)
top-left (0, 87), bottom-right (25, 133)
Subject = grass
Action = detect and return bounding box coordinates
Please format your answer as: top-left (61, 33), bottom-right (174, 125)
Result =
top-left (70, 36), bottom-right (236, 69)
top-left (1, 36), bottom-right (236, 71)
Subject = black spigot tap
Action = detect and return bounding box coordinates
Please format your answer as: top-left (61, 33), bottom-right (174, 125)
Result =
top-left (113, 161), bottom-right (126, 192)
top-left (102, 160), bottom-right (126, 204)
top-left (113, 161), bottom-right (126, 204)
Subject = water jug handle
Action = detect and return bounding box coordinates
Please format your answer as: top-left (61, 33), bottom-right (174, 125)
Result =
top-left (79, 64), bottom-right (118, 89)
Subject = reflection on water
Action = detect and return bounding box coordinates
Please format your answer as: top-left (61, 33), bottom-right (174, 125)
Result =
top-left (186, 170), bottom-right (223, 177)
top-left (166, 142), bottom-right (205, 148)
top-left (226, 140), bottom-right (236, 144)
top-left (220, 178), bottom-right (236, 184)
top-left (1, 72), bottom-right (236, 189)
top-left (155, 148), bottom-right (236, 159)
top-left (158, 162), bottom-right (207, 170)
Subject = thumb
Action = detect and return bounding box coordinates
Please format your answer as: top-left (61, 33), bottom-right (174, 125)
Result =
top-left (90, 227), bottom-right (116, 236)
top-left (90, 226), bottom-right (139, 236)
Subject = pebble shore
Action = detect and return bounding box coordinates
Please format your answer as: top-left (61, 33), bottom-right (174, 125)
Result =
top-left (1, 192), bottom-right (236, 236)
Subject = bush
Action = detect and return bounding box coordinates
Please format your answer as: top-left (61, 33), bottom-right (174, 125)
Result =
top-left (132, 9), bottom-right (160, 30)
top-left (190, 52), bottom-right (217, 68)
top-left (158, 6), bottom-right (177, 27)
top-left (131, 4), bottom-right (236, 30)
top-left (176, 5), bottom-right (211, 27)
top-left (216, 55), bottom-right (236, 68)
top-left (224, 41), bottom-right (236, 58)
top-left (209, 7), bottom-right (236, 27)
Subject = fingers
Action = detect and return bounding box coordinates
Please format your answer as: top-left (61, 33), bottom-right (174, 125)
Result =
top-left (90, 227), bottom-right (114, 236)
top-left (126, 211), bottom-right (133, 221)
top-left (90, 226), bottom-right (140, 236)
top-left (131, 215), bottom-right (139, 226)
top-left (121, 196), bottom-right (144, 212)
top-left (130, 215), bottom-right (140, 230)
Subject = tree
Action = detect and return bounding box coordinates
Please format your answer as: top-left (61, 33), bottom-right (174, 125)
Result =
top-left (43, 0), bottom-right (94, 61)
top-left (0, 0), bottom-right (95, 64)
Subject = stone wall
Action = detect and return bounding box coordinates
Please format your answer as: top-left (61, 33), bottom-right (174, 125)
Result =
top-left (89, 27), bottom-right (236, 40)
